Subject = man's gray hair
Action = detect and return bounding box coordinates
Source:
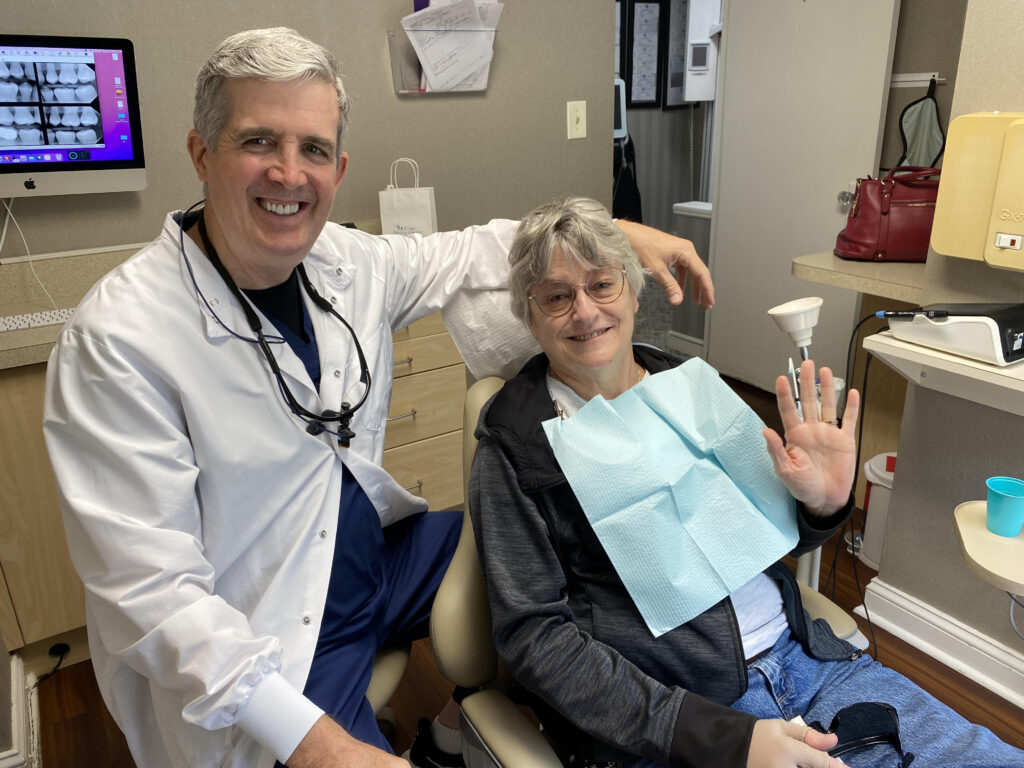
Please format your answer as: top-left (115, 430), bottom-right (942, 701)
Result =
top-left (508, 196), bottom-right (646, 324)
top-left (193, 27), bottom-right (350, 158)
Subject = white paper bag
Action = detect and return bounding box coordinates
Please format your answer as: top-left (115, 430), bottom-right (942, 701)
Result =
top-left (379, 157), bottom-right (438, 236)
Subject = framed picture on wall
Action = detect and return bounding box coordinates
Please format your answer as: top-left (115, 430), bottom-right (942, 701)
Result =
top-left (663, 0), bottom-right (689, 108)
top-left (619, 0), bottom-right (666, 108)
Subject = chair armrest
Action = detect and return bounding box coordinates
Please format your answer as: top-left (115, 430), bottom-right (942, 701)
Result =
top-left (797, 581), bottom-right (859, 641)
top-left (460, 689), bottom-right (563, 768)
top-left (366, 644), bottom-right (410, 715)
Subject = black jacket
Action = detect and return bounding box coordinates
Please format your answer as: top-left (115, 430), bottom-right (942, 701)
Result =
top-left (470, 346), bottom-right (858, 767)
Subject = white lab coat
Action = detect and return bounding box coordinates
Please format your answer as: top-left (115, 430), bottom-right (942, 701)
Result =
top-left (42, 212), bottom-right (517, 768)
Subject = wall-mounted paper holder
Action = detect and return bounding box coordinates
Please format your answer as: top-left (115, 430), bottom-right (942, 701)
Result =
top-left (387, 30), bottom-right (497, 96)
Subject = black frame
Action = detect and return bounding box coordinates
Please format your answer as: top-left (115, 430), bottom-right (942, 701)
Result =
top-left (662, 0), bottom-right (691, 109)
top-left (619, 0), bottom-right (667, 109)
top-left (0, 34), bottom-right (145, 175)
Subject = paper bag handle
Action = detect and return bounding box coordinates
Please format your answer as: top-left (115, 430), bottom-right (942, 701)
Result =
top-left (388, 157), bottom-right (420, 189)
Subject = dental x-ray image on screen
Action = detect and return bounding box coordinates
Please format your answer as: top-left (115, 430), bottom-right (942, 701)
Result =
top-left (0, 60), bottom-right (103, 148)
top-left (0, 34), bottom-right (146, 197)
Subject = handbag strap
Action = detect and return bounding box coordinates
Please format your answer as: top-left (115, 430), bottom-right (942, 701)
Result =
top-left (877, 185), bottom-right (891, 256)
top-left (388, 157), bottom-right (420, 189)
top-left (885, 166), bottom-right (940, 185)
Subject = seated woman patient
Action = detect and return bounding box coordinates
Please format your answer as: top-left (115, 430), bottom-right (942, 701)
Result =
top-left (469, 196), bottom-right (1024, 768)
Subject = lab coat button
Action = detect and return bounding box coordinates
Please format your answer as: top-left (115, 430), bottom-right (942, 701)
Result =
top-left (333, 369), bottom-right (342, 378)
top-left (329, 296), bottom-right (337, 305)
top-left (302, 616), bottom-right (311, 625)
top-left (210, 298), bottom-right (220, 307)
top-left (335, 267), bottom-right (344, 276)
top-left (319, 529), bottom-right (327, 538)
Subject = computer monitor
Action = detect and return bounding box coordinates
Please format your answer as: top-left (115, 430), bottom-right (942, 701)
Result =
top-left (613, 77), bottom-right (627, 140)
top-left (0, 34), bottom-right (146, 197)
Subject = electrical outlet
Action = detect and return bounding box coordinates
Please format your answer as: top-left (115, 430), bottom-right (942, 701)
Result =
top-left (567, 100), bottom-right (587, 140)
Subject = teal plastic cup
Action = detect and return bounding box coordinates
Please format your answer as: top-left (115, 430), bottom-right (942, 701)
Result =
top-left (985, 476), bottom-right (1024, 537)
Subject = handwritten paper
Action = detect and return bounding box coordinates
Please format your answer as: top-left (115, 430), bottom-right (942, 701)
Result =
top-left (402, 0), bottom-right (498, 92)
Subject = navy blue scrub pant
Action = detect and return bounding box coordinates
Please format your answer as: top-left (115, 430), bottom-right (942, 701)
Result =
top-left (275, 465), bottom-right (461, 764)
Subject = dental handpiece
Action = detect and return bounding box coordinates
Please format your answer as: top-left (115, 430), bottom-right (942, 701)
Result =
top-left (875, 309), bottom-right (949, 319)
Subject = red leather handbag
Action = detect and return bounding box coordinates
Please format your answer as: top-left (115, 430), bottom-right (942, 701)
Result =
top-left (834, 166), bottom-right (940, 262)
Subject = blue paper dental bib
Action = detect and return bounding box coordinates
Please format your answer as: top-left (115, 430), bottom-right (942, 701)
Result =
top-left (542, 358), bottom-right (798, 637)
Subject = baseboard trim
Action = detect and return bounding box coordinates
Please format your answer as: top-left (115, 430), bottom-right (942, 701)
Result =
top-left (857, 578), bottom-right (1024, 710)
top-left (0, 655), bottom-right (29, 768)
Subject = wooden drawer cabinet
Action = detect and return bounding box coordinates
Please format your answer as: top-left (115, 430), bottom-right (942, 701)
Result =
top-left (382, 313), bottom-right (466, 510)
top-left (382, 431), bottom-right (463, 511)
top-left (0, 572), bottom-right (20, 652)
top-left (385, 365), bottom-right (465, 450)
top-left (0, 363), bottom-right (86, 650)
top-left (392, 332), bottom-right (462, 379)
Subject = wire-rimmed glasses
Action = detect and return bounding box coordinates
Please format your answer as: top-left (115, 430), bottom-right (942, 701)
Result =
top-left (528, 268), bottom-right (627, 317)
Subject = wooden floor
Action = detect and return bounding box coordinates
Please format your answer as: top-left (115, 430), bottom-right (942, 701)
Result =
top-left (33, 377), bottom-right (1024, 763)
top-left (36, 662), bottom-right (137, 768)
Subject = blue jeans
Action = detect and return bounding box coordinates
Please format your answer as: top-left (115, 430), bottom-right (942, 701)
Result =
top-left (730, 629), bottom-right (1023, 767)
top-left (632, 629), bottom-right (1023, 768)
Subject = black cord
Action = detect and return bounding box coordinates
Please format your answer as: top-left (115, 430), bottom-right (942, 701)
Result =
top-left (844, 313), bottom-right (886, 424)
top-left (851, 353), bottom-right (880, 659)
top-left (852, 353), bottom-right (872, 511)
top-left (32, 644), bottom-right (69, 688)
top-left (823, 314), bottom-right (880, 602)
top-left (822, 519), bottom-right (844, 601)
top-left (821, 312), bottom-right (886, 657)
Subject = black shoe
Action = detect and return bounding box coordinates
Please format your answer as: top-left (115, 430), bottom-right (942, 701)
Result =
top-left (404, 717), bottom-right (465, 768)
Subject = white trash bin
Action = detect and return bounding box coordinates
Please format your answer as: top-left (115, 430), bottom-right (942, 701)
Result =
top-left (860, 453), bottom-right (896, 569)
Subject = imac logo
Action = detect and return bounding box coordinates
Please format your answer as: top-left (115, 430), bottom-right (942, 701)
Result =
top-left (24, 178), bottom-right (36, 190)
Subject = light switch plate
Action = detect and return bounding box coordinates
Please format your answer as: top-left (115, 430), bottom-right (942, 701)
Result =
top-left (567, 100), bottom-right (586, 140)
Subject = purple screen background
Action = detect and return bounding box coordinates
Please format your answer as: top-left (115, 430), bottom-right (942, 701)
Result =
top-left (90, 50), bottom-right (134, 162)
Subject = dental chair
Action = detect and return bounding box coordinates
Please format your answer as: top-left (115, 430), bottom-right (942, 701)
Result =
top-left (430, 376), bottom-right (867, 768)
top-left (431, 376), bottom-right (562, 768)
top-left (366, 643), bottom-right (410, 716)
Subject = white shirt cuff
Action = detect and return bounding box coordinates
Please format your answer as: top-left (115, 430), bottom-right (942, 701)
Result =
top-left (235, 671), bottom-right (324, 763)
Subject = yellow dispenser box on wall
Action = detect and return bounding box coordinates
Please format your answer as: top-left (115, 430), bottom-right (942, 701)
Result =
top-left (931, 112), bottom-right (1024, 272)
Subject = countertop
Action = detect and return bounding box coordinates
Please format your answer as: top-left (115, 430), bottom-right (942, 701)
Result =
top-left (792, 251), bottom-right (926, 304)
top-left (0, 217), bottom-right (384, 371)
top-left (0, 245), bottom-right (138, 370)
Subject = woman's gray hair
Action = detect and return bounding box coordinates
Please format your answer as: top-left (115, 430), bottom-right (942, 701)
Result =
top-left (508, 196), bottom-right (646, 324)
top-left (193, 27), bottom-right (350, 158)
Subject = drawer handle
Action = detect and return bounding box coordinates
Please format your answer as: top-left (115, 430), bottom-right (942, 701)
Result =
top-left (404, 480), bottom-right (423, 493)
top-left (387, 408), bottom-right (417, 423)
top-left (394, 357), bottom-right (414, 366)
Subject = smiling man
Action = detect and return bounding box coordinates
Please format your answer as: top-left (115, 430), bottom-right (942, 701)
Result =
top-left (186, 76), bottom-right (346, 289)
top-left (42, 27), bottom-right (714, 768)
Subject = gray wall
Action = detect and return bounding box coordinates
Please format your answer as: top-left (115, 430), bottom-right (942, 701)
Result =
top-left (878, 0), bottom-right (966, 170)
top-left (0, 1), bottom-right (614, 260)
top-left (879, 0), bottom-right (1024, 648)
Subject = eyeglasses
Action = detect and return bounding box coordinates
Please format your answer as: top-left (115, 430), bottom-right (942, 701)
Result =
top-left (528, 267), bottom-right (627, 317)
top-left (810, 702), bottom-right (915, 768)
